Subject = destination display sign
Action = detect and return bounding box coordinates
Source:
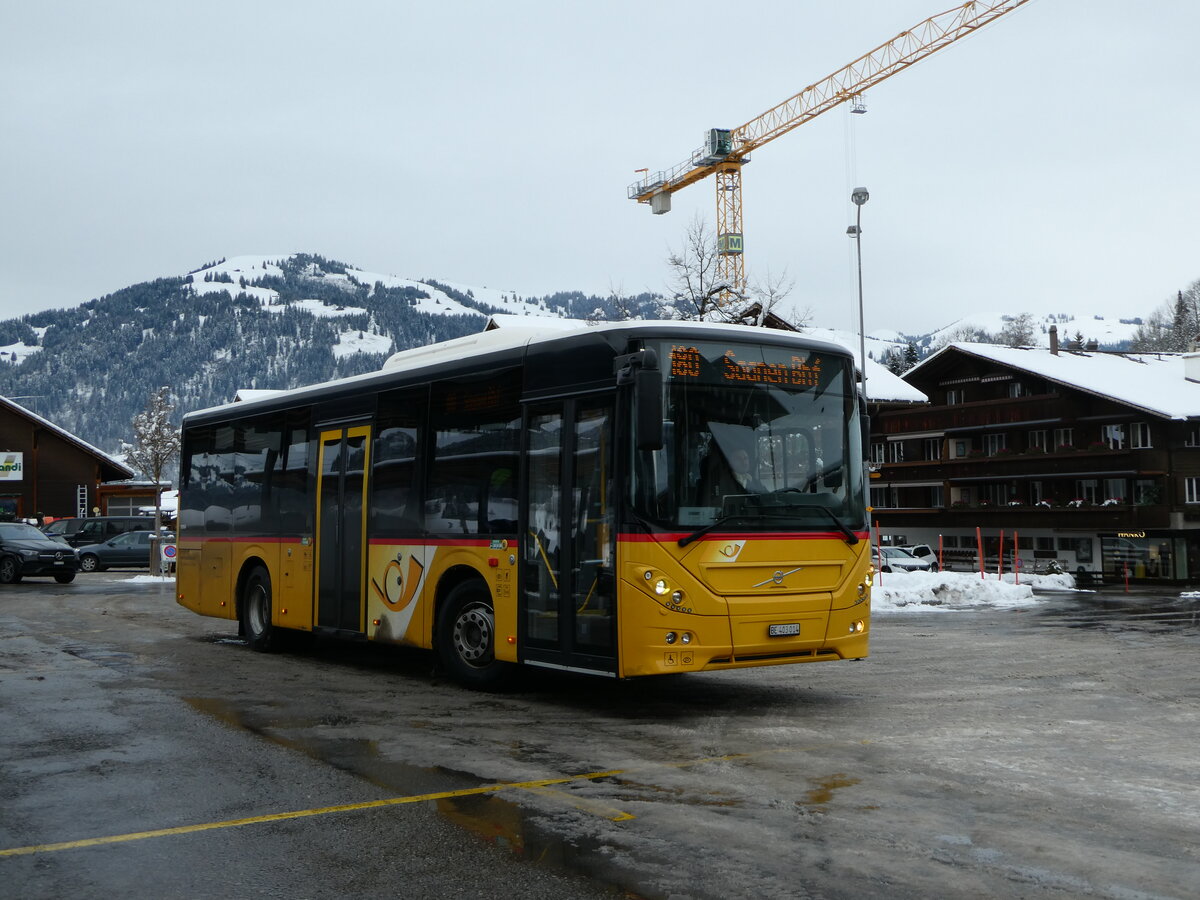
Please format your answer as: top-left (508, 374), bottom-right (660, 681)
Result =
top-left (667, 343), bottom-right (828, 389)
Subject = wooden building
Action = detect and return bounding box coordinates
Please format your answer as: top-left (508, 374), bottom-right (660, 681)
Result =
top-left (0, 396), bottom-right (138, 521)
top-left (870, 335), bottom-right (1200, 584)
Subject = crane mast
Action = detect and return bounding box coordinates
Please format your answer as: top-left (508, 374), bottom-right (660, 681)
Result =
top-left (628, 0), bottom-right (1031, 298)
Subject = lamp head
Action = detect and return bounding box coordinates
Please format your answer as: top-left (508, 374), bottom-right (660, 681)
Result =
top-left (851, 187), bottom-right (869, 206)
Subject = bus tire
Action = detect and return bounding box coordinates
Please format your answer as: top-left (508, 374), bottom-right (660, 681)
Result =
top-left (242, 565), bottom-right (276, 651)
top-left (437, 581), bottom-right (512, 689)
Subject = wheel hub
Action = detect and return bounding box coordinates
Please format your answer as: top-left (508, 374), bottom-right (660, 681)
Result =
top-left (452, 603), bottom-right (494, 666)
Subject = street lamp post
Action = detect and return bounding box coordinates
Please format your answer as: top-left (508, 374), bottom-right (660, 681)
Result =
top-left (847, 187), bottom-right (869, 402)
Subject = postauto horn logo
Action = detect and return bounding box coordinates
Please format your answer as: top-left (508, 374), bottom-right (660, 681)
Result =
top-left (0, 453), bottom-right (23, 481)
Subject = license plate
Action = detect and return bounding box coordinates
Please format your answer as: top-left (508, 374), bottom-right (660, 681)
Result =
top-left (768, 623), bottom-right (800, 637)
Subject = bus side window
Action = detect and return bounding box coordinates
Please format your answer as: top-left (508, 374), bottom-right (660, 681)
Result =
top-left (428, 372), bottom-right (522, 536)
top-left (485, 466), bottom-right (518, 533)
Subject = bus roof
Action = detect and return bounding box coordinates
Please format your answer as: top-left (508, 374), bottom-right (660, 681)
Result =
top-left (183, 318), bottom-right (852, 424)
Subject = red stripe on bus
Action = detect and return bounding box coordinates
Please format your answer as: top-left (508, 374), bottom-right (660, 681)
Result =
top-left (182, 535), bottom-right (299, 544)
top-left (616, 531), bottom-right (868, 543)
top-left (368, 537), bottom-right (493, 548)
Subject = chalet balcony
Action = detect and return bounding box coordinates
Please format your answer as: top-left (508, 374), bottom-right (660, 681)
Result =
top-left (877, 446), bottom-right (1169, 483)
top-left (878, 394), bottom-right (1066, 437)
top-left (872, 501), bottom-right (1171, 532)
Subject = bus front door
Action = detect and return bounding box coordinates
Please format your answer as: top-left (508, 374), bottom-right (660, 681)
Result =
top-left (522, 398), bottom-right (617, 675)
top-left (315, 425), bottom-right (371, 634)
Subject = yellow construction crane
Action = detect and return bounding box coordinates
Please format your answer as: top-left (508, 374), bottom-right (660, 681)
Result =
top-left (628, 0), bottom-right (1031, 298)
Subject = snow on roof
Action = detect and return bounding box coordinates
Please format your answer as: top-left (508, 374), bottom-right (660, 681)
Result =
top-left (0, 396), bottom-right (134, 477)
top-left (914, 343), bottom-right (1199, 420)
top-left (802, 326), bottom-right (927, 404)
top-left (234, 389), bottom-right (285, 402)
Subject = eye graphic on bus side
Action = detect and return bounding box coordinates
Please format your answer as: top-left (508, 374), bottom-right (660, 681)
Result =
top-left (371, 555), bottom-right (425, 611)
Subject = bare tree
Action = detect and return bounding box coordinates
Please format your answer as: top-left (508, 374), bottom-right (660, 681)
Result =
top-left (665, 216), bottom-right (733, 321)
top-left (121, 386), bottom-right (181, 535)
top-left (665, 216), bottom-right (800, 327)
top-left (998, 313), bottom-right (1037, 347)
top-left (1129, 306), bottom-right (1173, 352)
top-left (605, 279), bottom-right (640, 322)
top-left (933, 323), bottom-right (993, 350)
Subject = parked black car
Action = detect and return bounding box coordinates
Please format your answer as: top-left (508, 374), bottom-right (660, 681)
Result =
top-left (0, 522), bottom-right (79, 583)
top-left (42, 516), bottom-right (158, 548)
top-left (77, 530), bottom-right (173, 572)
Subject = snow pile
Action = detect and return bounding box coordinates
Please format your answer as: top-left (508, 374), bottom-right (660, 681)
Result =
top-left (873, 569), bottom-right (1076, 613)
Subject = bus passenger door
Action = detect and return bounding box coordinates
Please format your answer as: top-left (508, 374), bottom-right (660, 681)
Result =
top-left (522, 397), bottom-right (617, 675)
top-left (315, 425), bottom-right (371, 634)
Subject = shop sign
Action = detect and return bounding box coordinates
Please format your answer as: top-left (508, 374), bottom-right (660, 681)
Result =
top-left (0, 453), bottom-right (23, 482)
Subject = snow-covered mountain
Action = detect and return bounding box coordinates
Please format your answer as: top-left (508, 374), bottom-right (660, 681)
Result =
top-left (0, 253), bottom-right (663, 452)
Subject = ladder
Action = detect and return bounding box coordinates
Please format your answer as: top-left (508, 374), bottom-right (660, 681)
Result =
top-left (76, 485), bottom-right (88, 518)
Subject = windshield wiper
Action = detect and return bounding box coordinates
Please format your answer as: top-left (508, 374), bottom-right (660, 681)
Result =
top-left (759, 489), bottom-right (859, 544)
top-left (678, 515), bottom-right (731, 548)
top-left (808, 505), bottom-right (859, 544)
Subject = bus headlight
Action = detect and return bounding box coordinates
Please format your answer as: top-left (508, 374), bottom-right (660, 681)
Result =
top-left (671, 590), bottom-right (684, 603)
top-left (654, 579), bottom-right (669, 596)
top-left (665, 631), bottom-right (677, 644)
top-left (849, 620), bottom-right (865, 634)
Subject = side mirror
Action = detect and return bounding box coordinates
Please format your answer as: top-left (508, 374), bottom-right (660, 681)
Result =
top-left (634, 367), bottom-right (663, 451)
top-left (615, 349), bottom-right (664, 452)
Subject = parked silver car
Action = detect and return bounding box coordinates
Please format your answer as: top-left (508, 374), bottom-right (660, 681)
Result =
top-left (901, 543), bottom-right (941, 572)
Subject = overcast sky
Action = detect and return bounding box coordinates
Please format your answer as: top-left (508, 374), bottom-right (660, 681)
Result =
top-left (2, 0), bottom-right (1196, 336)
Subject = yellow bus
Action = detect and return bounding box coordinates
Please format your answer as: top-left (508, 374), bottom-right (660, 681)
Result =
top-left (176, 320), bottom-right (872, 687)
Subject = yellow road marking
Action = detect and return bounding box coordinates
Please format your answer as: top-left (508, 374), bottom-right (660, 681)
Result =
top-left (0, 746), bottom-right (843, 858)
top-left (0, 771), bottom-right (623, 858)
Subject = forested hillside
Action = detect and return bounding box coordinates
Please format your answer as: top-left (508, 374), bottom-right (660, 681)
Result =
top-left (0, 254), bottom-right (659, 454)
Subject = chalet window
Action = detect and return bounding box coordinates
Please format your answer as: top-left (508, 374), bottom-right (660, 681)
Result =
top-left (953, 439), bottom-right (971, 458)
top-left (1102, 479), bottom-right (1125, 503)
top-left (1054, 427), bottom-right (1073, 450)
top-left (1134, 479), bottom-right (1157, 505)
top-left (1187, 477), bottom-right (1200, 505)
top-left (870, 486), bottom-right (890, 508)
top-left (1102, 424), bottom-right (1125, 450)
top-left (930, 485), bottom-right (944, 508)
top-left (1029, 481), bottom-right (1044, 505)
top-left (889, 442), bottom-right (905, 463)
top-left (923, 438), bottom-right (941, 460)
top-left (1186, 426), bottom-right (1200, 448)
top-left (981, 483), bottom-right (1009, 505)
top-left (983, 433), bottom-right (1007, 456)
top-left (946, 389), bottom-right (965, 405)
top-left (1075, 479), bottom-right (1099, 503)
top-left (1027, 430), bottom-right (1048, 451)
top-left (871, 443), bottom-right (885, 464)
top-left (1130, 422), bottom-right (1152, 449)
top-left (1008, 382), bottom-right (1026, 398)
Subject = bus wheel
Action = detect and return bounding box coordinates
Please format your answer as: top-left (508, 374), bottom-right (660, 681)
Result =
top-left (242, 566), bottom-right (276, 651)
top-left (437, 581), bottom-right (512, 689)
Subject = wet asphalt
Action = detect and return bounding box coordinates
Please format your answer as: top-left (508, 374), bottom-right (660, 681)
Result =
top-left (2, 573), bottom-right (1199, 899)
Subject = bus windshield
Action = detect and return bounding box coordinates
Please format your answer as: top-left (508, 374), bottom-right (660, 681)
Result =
top-left (632, 339), bottom-right (866, 534)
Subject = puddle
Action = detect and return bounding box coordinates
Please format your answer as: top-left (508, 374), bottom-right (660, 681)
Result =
top-left (1035, 590), bottom-right (1200, 633)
